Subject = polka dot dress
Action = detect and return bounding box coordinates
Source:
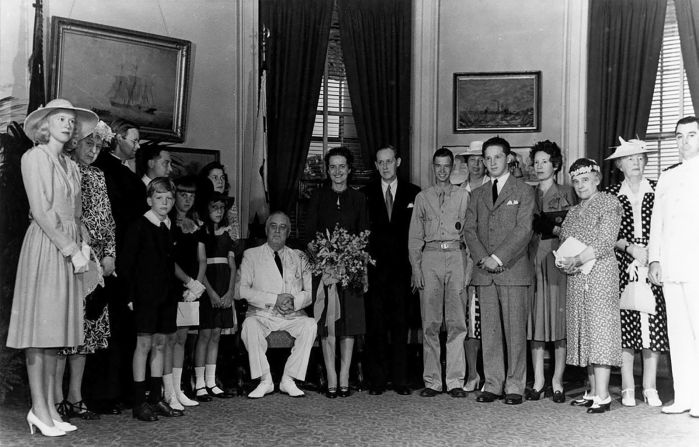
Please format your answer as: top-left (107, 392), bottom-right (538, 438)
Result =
top-left (560, 192), bottom-right (623, 367)
top-left (604, 180), bottom-right (669, 352)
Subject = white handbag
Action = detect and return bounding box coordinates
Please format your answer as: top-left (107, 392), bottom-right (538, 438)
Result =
top-left (619, 263), bottom-right (656, 315)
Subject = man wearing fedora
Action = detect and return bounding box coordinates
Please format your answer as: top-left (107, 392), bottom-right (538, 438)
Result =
top-left (464, 136), bottom-right (535, 405)
top-left (649, 116), bottom-right (699, 417)
top-left (409, 147), bottom-right (471, 398)
top-left (362, 145), bottom-right (421, 396)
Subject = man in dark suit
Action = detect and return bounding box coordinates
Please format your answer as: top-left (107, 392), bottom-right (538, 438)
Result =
top-left (464, 136), bottom-right (535, 406)
top-left (86, 119), bottom-right (147, 414)
top-left (362, 145), bottom-right (421, 396)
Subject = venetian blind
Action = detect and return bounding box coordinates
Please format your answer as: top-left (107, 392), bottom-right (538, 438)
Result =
top-left (305, 2), bottom-right (360, 180)
top-left (645, 0), bottom-right (695, 179)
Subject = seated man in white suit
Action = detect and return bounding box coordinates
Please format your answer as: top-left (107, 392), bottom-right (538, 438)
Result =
top-left (240, 211), bottom-right (317, 398)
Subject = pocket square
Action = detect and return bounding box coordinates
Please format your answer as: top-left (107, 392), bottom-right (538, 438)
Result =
top-left (506, 200), bottom-right (519, 205)
top-left (407, 203), bottom-right (414, 208)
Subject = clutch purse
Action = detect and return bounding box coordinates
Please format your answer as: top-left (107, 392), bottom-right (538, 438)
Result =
top-left (177, 301), bottom-right (200, 327)
top-left (541, 210), bottom-right (568, 240)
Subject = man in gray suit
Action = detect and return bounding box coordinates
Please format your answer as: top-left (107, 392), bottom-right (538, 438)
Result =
top-left (464, 136), bottom-right (535, 405)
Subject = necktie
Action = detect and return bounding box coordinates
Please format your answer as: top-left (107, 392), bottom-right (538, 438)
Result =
top-left (274, 251), bottom-right (283, 277)
top-left (492, 179), bottom-right (499, 204)
top-left (385, 186), bottom-right (394, 221)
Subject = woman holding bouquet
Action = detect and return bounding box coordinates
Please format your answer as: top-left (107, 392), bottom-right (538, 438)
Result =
top-left (306, 146), bottom-right (369, 398)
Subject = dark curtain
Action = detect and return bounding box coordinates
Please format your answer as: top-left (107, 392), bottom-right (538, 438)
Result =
top-left (338, 0), bottom-right (412, 181)
top-left (586, 0), bottom-right (666, 186)
top-left (27, 0), bottom-right (45, 114)
top-left (676, 0), bottom-right (699, 110)
top-left (260, 0), bottom-right (332, 214)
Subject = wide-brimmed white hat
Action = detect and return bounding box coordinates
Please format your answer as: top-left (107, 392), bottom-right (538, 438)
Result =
top-left (459, 140), bottom-right (484, 158)
top-left (24, 98), bottom-right (99, 142)
top-left (605, 136), bottom-right (654, 161)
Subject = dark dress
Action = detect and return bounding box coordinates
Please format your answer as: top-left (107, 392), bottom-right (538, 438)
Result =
top-left (604, 179), bottom-right (669, 352)
top-left (198, 226), bottom-right (235, 329)
top-left (307, 185), bottom-right (369, 336)
top-left (527, 183), bottom-right (577, 342)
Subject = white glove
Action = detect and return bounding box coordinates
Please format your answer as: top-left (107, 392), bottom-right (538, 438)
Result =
top-left (185, 278), bottom-right (206, 298)
top-left (182, 290), bottom-right (197, 302)
top-left (71, 249), bottom-right (89, 274)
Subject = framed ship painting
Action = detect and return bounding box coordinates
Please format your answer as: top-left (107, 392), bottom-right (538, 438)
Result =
top-left (49, 17), bottom-right (191, 142)
top-left (453, 71), bottom-right (541, 133)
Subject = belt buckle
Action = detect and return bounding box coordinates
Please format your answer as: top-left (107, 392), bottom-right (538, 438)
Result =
top-left (440, 241), bottom-right (449, 250)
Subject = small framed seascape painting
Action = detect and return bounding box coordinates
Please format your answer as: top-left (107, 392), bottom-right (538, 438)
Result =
top-left (453, 71), bottom-right (541, 133)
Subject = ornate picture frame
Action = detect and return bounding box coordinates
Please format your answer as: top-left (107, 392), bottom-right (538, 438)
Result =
top-left (49, 17), bottom-right (192, 142)
top-left (453, 71), bottom-right (541, 133)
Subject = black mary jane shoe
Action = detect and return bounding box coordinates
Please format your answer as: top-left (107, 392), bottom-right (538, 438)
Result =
top-left (552, 390), bottom-right (566, 403)
top-left (338, 386), bottom-right (351, 398)
top-left (325, 387), bottom-right (338, 399)
top-left (525, 387), bottom-right (544, 401)
top-left (195, 388), bottom-right (213, 402)
top-left (207, 386), bottom-right (234, 399)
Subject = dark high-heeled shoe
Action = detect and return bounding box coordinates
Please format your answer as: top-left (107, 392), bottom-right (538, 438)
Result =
top-left (552, 390), bottom-right (566, 403)
top-left (55, 400), bottom-right (71, 419)
top-left (587, 397), bottom-right (611, 413)
top-left (525, 387), bottom-right (544, 401)
top-left (68, 400), bottom-right (100, 420)
top-left (325, 387), bottom-right (338, 399)
top-left (338, 386), bottom-right (351, 398)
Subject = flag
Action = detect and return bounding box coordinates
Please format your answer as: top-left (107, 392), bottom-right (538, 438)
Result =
top-left (249, 69), bottom-right (270, 225)
top-left (27, 0), bottom-right (45, 115)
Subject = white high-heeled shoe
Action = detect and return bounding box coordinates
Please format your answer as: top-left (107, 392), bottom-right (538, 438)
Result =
top-left (52, 419), bottom-right (77, 432)
top-left (643, 389), bottom-right (662, 407)
top-left (621, 388), bottom-right (636, 407)
top-left (26, 410), bottom-right (65, 437)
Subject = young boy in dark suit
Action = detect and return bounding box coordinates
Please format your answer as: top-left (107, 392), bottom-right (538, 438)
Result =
top-left (121, 177), bottom-right (184, 421)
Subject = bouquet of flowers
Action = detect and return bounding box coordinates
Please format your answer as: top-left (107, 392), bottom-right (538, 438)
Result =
top-left (307, 224), bottom-right (375, 290)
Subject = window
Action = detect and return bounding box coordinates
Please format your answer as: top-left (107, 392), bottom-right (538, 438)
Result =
top-left (302, 3), bottom-right (360, 181)
top-left (645, 0), bottom-right (695, 179)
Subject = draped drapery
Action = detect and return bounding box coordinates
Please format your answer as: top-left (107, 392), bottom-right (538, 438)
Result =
top-left (676, 0), bottom-right (699, 111)
top-left (338, 0), bottom-right (412, 181)
top-left (260, 0), bottom-right (332, 214)
top-left (586, 0), bottom-right (666, 186)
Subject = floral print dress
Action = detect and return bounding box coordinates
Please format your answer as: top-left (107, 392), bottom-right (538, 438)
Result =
top-left (560, 192), bottom-right (622, 367)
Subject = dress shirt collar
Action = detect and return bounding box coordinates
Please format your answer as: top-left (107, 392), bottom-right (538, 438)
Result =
top-left (144, 209), bottom-right (171, 229)
top-left (491, 172), bottom-right (510, 194)
top-left (263, 242), bottom-right (287, 257)
top-left (381, 178), bottom-right (398, 196)
top-left (142, 174), bottom-right (153, 187)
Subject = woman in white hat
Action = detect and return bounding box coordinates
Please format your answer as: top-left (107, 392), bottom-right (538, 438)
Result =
top-left (7, 99), bottom-right (98, 436)
top-left (603, 138), bottom-right (668, 408)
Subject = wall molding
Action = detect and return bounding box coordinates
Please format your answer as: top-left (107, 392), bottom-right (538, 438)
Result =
top-left (410, 0), bottom-right (440, 187)
top-left (561, 0), bottom-right (588, 178)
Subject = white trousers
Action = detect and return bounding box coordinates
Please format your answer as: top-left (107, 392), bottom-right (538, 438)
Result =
top-left (663, 282), bottom-right (699, 409)
top-left (241, 314), bottom-right (317, 381)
